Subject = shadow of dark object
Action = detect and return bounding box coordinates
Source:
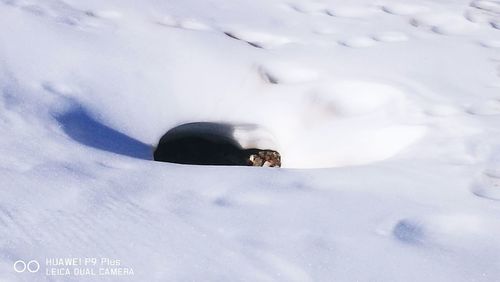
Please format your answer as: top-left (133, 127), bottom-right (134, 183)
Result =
top-left (154, 122), bottom-right (281, 167)
top-left (55, 106), bottom-right (152, 160)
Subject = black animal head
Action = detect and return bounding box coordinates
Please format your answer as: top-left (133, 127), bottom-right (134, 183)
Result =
top-left (154, 122), bottom-right (281, 167)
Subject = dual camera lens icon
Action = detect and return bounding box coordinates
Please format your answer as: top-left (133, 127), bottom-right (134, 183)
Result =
top-left (13, 260), bottom-right (40, 273)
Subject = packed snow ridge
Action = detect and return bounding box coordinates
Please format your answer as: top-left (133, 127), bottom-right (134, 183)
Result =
top-left (1, 0), bottom-right (500, 281)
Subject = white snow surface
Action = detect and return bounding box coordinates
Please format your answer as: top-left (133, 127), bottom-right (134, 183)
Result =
top-left (1, 0), bottom-right (500, 281)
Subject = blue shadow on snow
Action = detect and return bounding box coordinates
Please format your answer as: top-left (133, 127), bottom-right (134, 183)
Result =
top-left (55, 106), bottom-right (152, 160)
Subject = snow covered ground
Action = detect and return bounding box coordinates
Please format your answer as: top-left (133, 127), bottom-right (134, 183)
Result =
top-left (1, 0), bottom-right (500, 280)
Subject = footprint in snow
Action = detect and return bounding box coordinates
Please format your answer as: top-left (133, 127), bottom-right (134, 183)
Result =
top-left (85, 10), bottom-right (123, 20)
top-left (467, 99), bottom-right (500, 115)
top-left (381, 3), bottom-right (430, 16)
top-left (388, 214), bottom-right (499, 250)
top-left (288, 2), bottom-right (380, 19)
top-left (325, 5), bottom-right (380, 18)
top-left (410, 13), bottom-right (478, 35)
top-left (339, 32), bottom-right (408, 48)
top-left (471, 168), bottom-right (500, 201)
top-left (222, 29), bottom-right (295, 49)
top-left (372, 32), bottom-right (409, 43)
top-left (393, 219), bottom-right (426, 244)
top-left (1, 0), bottom-right (110, 29)
top-left (381, 2), bottom-right (480, 35)
top-left (213, 197), bottom-right (233, 208)
top-left (466, 0), bottom-right (500, 29)
top-left (479, 39), bottom-right (500, 48)
top-left (156, 16), bottom-right (212, 31)
top-left (287, 2), bottom-right (326, 15)
top-left (258, 63), bottom-right (320, 85)
top-left (338, 36), bottom-right (377, 48)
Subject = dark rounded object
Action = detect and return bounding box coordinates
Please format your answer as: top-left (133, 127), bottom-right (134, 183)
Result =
top-left (153, 122), bottom-right (281, 167)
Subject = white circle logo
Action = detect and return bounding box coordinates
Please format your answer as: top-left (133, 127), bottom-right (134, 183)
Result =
top-left (13, 260), bottom-right (39, 273)
top-left (13, 260), bottom-right (25, 273)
